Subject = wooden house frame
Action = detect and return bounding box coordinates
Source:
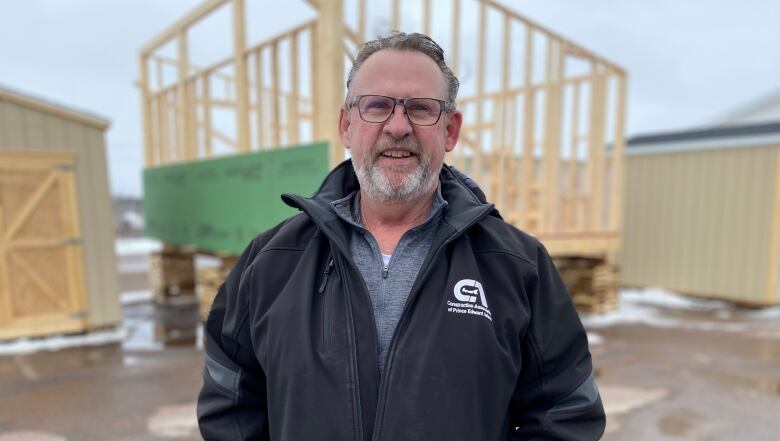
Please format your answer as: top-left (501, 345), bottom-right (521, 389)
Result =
top-left (138, 0), bottom-right (628, 294)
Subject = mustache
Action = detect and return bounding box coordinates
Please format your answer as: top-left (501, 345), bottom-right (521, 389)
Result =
top-left (371, 137), bottom-right (421, 159)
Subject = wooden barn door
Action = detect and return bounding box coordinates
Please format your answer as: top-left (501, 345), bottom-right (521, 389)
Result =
top-left (0, 152), bottom-right (88, 340)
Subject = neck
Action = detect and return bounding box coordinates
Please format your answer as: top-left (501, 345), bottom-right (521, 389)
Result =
top-left (360, 187), bottom-right (436, 228)
top-left (358, 187), bottom-right (437, 254)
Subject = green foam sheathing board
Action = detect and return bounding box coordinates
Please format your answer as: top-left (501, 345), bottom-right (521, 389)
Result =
top-left (143, 141), bottom-right (329, 254)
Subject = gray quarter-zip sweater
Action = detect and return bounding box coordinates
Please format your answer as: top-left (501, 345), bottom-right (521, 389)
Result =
top-left (330, 187), bottom-right (447, 375)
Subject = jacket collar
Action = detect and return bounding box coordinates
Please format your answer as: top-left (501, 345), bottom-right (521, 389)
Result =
top-left (282, 159), bottom-right (497, 233)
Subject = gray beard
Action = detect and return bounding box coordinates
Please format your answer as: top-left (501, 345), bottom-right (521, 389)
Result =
top-left (353, 139), bottom-right (439, 203)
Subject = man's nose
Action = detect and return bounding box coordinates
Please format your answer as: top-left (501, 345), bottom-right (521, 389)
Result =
top-left (382, 103), bottom-right (413, 139)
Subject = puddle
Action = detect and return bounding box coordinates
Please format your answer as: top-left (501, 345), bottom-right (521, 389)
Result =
top-left (658, 408), bottom-right (702, 436)
top-left (121, 302), bottom-right (201, 351)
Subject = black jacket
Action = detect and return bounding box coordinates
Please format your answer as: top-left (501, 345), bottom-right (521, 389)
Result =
top-left (197, 160), bottom-right (605, 440)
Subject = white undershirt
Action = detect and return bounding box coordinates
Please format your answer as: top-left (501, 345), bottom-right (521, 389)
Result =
top-left (381, 253), bottom-right (392, 266)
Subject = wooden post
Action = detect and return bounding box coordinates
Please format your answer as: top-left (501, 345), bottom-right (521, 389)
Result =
top-left (496, 14), bottom-right (511, 211)
top-left (290, 34), bottom-right (300, 144)
top-left (202, 73), bottom-right (213, 157)
top-left (177, 30), bottom-right (191, 161)
top-left (588, 66), bottom-right (608, 231)
top-left (609, 74), bottom-right (627, 242)
top-left (312, 0), bottom-right (345, 168)
top-left (271, 41), bottom-right (280, 147)
top-left (475, 1), bottom-right (486, 192)
top-left (358, 0), bottom-right (366, 42)
top-left (158, 95), bottom-right (168, 163)
top-left (451, 0), bottom-right (460, 77)
top-left (254, 49), bottom-right (265, 149)
top-left (139, 54), bottom-right (154, 166)
top-left (392, 0), bottom-right (400, 30)
top-left (423, 0), bottom-right (432, 35)
top-left (542, 39), bottom-right (563, 233)
top-left (568, 80), bottom-right (580, 230)
top-left (189, 79), bottom-right (199, 159)
top-left (233, 0), bottom-right (251, 152)
top-left (521, 26), bottom-right (535, 231)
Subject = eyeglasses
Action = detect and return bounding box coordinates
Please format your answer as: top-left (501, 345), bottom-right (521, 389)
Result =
top-left (347, 95), bottom-right (455, 126)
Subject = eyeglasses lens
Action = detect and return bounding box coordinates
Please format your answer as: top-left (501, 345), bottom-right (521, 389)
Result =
top-left (357, 96), bottom-right (442, 126)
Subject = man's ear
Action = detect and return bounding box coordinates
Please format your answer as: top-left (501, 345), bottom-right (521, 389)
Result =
top-left (339, 106), bottom-right (351, 149)
top-left (444, 110), bottom-right (463, 153)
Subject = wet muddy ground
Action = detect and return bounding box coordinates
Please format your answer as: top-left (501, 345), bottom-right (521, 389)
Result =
top-left (0, 250), bottom-right (778, 440)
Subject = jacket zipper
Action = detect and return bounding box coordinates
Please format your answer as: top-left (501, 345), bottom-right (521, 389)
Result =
top-left (335, 252), bottom-right (367, 441)
top-left (319, 258), bottom-right (335, 347)
top-left (370, 207), bottom-right (494, 441)
top-left (283, 194), bottom-right (372, 441)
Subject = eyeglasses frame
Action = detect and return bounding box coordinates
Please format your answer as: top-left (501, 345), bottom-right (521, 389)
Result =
top-left (346, 94), bottom-right (457, 126)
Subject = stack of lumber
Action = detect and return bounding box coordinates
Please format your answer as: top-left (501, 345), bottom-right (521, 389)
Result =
top-left (149, 247), bottom-right (196, 306)
top-left (196, 255), bottom-right (238, 321)
top-left (553, 257), bottom-right (620, 314)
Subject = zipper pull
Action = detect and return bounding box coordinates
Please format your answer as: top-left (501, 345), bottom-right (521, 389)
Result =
top-left (319, 259), bottom-right (335, 293)
top-left (382, 265), bottom-right (389, 279)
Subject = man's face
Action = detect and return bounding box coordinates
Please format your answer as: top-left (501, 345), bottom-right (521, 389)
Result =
top-left (339, 49), bottom-right (462, 203)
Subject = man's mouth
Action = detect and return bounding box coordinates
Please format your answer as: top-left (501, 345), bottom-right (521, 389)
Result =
top-left (380, 150), bottom-right (416, 158)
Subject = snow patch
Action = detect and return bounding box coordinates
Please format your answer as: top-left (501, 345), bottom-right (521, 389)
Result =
top-left (0, 329), bottom-right (126, 356)
top-left (118, 260), bottom-right (150, 273)
top-left (745, 306), bottom-right (780, 319)
top-left (581, 288), bottom-right (780, 336)
top-left (121, 290), bottom-right (153, 305)
top-left (587, 332), bottom-right (604, 346)
top-left (115, 238), bottom-right (161, 256)
top-left (620, 287), bottom-right (732, 310)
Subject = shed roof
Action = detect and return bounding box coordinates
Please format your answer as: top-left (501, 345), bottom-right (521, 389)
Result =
top-left (0, 83), bottom-right (110, 130)
top-left (627, 121), bottom-right (780, 155)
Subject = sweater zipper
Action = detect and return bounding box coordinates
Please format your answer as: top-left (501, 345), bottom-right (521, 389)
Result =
top-left (319, 258), bottom-right (335, 347)
top-left (370, 207), bottom-right (494, 441)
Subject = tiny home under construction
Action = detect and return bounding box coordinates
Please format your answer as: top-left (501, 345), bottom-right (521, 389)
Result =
top-left (139, 0), bottom-right (627, 312)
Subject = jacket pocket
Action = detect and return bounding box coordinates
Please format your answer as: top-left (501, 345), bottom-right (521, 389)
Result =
top-left (319, 258), bottom-right (335, 349)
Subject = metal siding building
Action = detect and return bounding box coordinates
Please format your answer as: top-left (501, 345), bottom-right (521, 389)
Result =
top-left (0, 85), bottom-right (120, 335)
top-left (619, 121), bottom-right (780, 306)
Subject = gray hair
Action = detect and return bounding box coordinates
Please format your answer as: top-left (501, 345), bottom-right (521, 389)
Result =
top-left (346, 32), bottom-right (459, 105)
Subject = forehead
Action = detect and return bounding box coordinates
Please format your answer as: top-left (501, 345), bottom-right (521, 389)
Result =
top-left (350, 49), bottom-right (447, 99)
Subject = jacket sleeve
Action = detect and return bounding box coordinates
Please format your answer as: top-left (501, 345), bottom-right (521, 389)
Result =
top-left (197, 238), bottom-right (270, 441)
top-left (508, 243), bottom-right (606, 440)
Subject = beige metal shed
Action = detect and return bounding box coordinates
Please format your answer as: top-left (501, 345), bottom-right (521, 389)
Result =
top-left (619, 121), bottom-right (780, 306)
top-left (0, 84), bottom-right (120, 339)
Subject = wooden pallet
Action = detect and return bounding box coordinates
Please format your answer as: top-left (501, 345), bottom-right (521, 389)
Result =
top-left (553, 257), bottom-right (620, 314)
top-left (196, 255), bottom-right (238, 321)
top-left (149, 246), bottom-right (196, 306)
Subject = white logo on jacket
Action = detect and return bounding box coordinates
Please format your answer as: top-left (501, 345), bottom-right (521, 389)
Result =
top-left (447, 279), bottom-right (492, 321)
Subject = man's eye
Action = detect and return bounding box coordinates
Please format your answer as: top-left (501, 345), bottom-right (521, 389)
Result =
top-left (364, 100), bottom-right (391, 110)
top-left (408, 104), bottom-right (433, 113)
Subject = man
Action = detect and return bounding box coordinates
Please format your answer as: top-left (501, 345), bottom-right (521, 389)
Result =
top-left (198, 32), bottom-right (605, 440)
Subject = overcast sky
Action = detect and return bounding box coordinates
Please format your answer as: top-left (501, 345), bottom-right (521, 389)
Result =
top-left (1, 0), bottom-right (778, 197)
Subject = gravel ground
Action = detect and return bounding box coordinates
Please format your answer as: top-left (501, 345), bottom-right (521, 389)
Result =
top-left (0, 248), bottom-right (777, 440)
